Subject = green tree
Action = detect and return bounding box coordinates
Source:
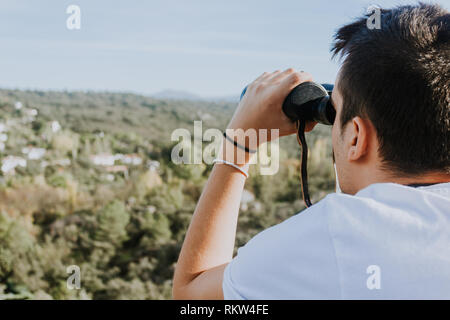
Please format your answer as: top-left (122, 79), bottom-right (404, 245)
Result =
top-left (95, 200), bottom-right (130, 245)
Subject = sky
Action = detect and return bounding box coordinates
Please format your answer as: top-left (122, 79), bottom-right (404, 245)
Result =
top-left (0, 0), bottom-right (447, 98)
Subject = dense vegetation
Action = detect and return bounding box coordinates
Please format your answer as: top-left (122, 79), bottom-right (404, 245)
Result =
top-left (0, 89), bottom-right (335, 299)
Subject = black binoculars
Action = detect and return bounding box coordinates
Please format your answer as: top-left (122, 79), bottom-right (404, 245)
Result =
top-left (240, 82), bottom-right (335, 126)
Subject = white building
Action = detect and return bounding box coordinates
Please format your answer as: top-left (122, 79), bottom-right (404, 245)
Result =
top-left (25, 108), bottom-right (38, 117)
top-left (121, 154), bottom-right (143, 166)
top-left (1, 156), bottom-right (27, 174)
top-left (90, 154), bottom-right (116, 166)
top-left (113, 153), bottom-right (124, 161)
top-left (22, 147), bottom-right (46, 160)
top-left (0, 134), bottom-right (7, 142)
top-left (147, 160), bottom-right (160, 172)
top-left (51, 121), bottom-right (61, 133)
top-left (0, 123), bottom-right (7, 133)
top-left (92, 153), bottom-right (142, 167)
top-left (22, 108), bottom-right (38, 123)
top-left (14, 101), bottom-right (22, 110)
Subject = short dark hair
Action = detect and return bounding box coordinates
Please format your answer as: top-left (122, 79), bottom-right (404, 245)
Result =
top-left (331, 3), bottom-right (449, 175)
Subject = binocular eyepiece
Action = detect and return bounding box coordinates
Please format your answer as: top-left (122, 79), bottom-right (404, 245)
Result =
top-left (282, 82), bottom-right (335, 126)
top-left (240, 82), bottom-right (335, 126)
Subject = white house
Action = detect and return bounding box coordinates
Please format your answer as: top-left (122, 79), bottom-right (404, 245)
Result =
top-left (113, 153), bottom-right (124, 161)
top-left (22, 108), bottom-right (38, 123)
top-left (22, 147), bottom-right (46, 160)
top-left (147, 160), bottom-right (160, 172)
top-left (51, 121), bottom-right (61, 133)
top-left (25, 108), bottom-right (38, 117)
top-left (90, 154), bottom-right (116, 166)
top-left (121, 154), bottom-right (143, 166)
top-left (1, 156), bottom-right (27, 174)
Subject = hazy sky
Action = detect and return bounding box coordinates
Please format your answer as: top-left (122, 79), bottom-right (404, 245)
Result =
top-left (0, 0), bottom-right (447, 97)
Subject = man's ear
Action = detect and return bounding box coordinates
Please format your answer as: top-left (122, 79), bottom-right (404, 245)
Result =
top-left (347, 116), bottom-right (369, 162)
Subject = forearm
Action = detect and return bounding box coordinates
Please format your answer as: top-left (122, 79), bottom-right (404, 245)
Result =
top-left (173, 138), bottom-right (251, 299)
top-left (172, 69), bottom-right (310, 299)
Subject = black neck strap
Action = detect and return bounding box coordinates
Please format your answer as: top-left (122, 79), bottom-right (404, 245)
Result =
top-left (296, 119), bottom-right (312, 208)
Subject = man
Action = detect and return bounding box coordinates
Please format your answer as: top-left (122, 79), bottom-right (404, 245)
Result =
top-left (173, 3), bottom-right (450, 299)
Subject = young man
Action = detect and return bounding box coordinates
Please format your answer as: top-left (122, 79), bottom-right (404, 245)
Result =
top-left (173, 3), bottom-right (450, 299)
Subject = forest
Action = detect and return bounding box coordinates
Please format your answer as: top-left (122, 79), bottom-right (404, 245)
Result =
top-left (0, 88), bottom-right (335, 299)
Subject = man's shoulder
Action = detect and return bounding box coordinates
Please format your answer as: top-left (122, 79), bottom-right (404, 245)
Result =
top-left (224, 183), bottom-right (450, 299)
top-left (224, 194), bottom-right (343, 299)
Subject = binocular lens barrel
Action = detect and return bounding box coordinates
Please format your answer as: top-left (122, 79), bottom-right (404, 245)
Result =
top-left (282, 82), bottom-right (335, 125)
top-left (240, 82), bottom-right (335, 126)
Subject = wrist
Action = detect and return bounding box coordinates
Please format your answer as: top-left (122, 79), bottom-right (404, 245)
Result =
top-left (226, 122), bottom-right (279, 147)
top-left (223, 125), bottom-right (263, 148)
top-left (223, 131), bottom-right (257, 154)
top-left (218, 136), bottom-right (255, 169)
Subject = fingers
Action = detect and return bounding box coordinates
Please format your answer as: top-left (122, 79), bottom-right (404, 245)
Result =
top-left (266, 70), bottom-right (282, 81)
top-left (254, 71), bottom-right (270, 82)
top-left (280, 70), bottom-right (313, 92)
top-left (250, 68), bottom-right (313, 98)
top-left (269, 68), bottom-right (296, 82)
top-left (258, 68), bottom-right (312, 85)
top-left (248, 71), bottom-right (272, 90)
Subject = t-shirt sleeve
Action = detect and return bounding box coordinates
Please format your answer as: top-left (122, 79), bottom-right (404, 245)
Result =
top-left (223, 198), bottom-right (341, 299)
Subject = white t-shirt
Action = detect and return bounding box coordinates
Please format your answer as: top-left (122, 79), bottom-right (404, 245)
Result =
top-left (223, 182), bottom-right (450, 299)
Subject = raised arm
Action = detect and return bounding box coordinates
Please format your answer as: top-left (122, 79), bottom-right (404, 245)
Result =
top-left (172, 69), bottom-right (315, 299)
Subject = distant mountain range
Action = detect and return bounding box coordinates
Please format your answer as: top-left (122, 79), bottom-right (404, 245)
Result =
top-left (152, 89), bottom-right (239, 103)
top-left (152, 84), bottom-right (333, 103)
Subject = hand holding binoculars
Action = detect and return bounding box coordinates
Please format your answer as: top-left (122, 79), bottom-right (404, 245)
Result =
top-left (240, 81), bottom-right (335, 126)
top-left (239, 81), bottom-right (335, 208)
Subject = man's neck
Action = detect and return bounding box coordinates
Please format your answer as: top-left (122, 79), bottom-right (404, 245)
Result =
top-left (378, 171), bottom-right (450, 187)
top-left (351, 170), bottom-right (450, 195)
